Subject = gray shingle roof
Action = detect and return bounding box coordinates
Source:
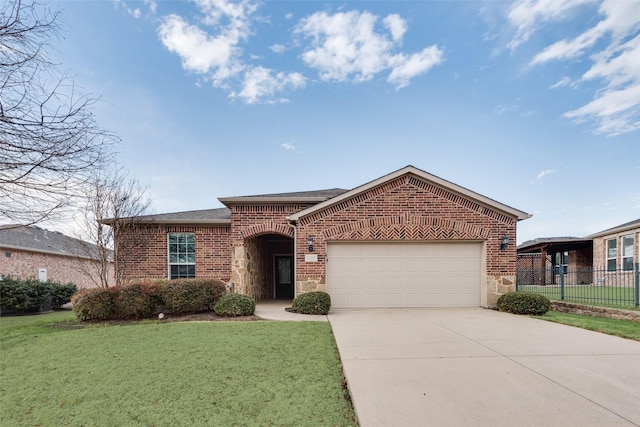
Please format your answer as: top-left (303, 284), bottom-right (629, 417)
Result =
top-left (588, 218), bottom-right (640, 238)
top-left (0, 225), bottom-right (111, 260)
top-left (132, 189), bottom-right (350, 223)
top-left (236, 188), bottom-right (349, 198)
top-left (133, 207), bottom-right (232, 223)
top-left (517, 237), bottom-right (590, 251)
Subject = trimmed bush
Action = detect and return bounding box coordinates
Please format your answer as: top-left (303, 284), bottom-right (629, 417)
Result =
top-left (48, 282), bottom-right (78, 309)
top-left (72, 288), bottom-right (118, 321)
top-left (1, 277), bottom-right (51, 314)
top-left (114, 283), bottom-right (162, 319)
top-left (159, 279), bottom-right (227, 315)
top-left (497, 292), bottom-right (550, 315)
top-left (291, 291), bottom-right (331, 315)
top-left (214, 294), bottom-right (255, 317)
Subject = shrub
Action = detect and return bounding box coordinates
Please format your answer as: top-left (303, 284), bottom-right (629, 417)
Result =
top-left (214, 294), bottom-right (255, 317)
top-left (159, 279), bottom-right (227, 315)
top-left (114, 283), bottom-right (162, 319)
top-left (48, 282), bottom-right (78, 309)
top-left (291, 291), bottom-right (331, 315)
top-left (497, 292), bottom-right (550, 315)
top-left (0, 277), bottom-right (51, 313)
top-left (72, 288), bottom-right (118, 321)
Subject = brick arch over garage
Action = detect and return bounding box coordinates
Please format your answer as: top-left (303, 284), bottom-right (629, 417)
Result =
top-left (322, 215), bottom-right (491, 241)
top-left (240, 221), bottom-right (294, 240)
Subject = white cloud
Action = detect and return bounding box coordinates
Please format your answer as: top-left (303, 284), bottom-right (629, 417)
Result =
top-left (156, 0), bottom-right (307, 103)
top-left (295, 10), bottom-right (443, 88)
top-left (549, 76), bottom-right (573, 89)
top-left (536, 169), bottom-right (555, 180)
top-left (233, 66), bottom-right (306, 104)
top-left (388, 46), bottom-right (444, 89)
top-left (383, 14), bottom-right (407, 42)
top-left (507, 0), bottom-right (596, 50)
top-left (158, 15), bottom-right (239, 81)
top-left (509, 0), bottom-right (640, 136)
top-left (270, 44), bottom-right (286, 54)
top-left (281, 143), bottom-right (296, 150)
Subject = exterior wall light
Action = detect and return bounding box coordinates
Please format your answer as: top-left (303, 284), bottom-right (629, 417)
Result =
top-left (500, 235), bottom-right (509, 251)
top-left (307, 236), bottom-right (314, 252)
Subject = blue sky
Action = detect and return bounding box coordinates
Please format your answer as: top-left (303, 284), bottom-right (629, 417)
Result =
top-left (48, 0), bottom-right (639, 243)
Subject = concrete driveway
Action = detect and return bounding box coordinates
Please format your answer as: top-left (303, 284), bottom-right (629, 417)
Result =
top-left (328, 308), bottom-right (640, 427)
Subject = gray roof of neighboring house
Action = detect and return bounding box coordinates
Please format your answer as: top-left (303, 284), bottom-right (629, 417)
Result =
top-left (517, 237), bottom-right (592, 252)
top-left (588, 218), bottom-right (640, 238)
top-left (0, 225), bottom-right (112, 261)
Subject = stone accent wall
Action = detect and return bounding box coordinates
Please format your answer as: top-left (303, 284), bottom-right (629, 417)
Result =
top-left (295, 175), bottom-right (518, 307)
top-left (0, 249), bottom-right (114, 288)
top-left (117, 224), bottom-right (231, 283)
top-left (551, 301), bottom-right (640, 322)
top-left (486, 275), bottom-right (516, 307)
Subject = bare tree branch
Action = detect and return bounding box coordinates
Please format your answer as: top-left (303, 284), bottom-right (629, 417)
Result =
top-left (72, 168), bottom-right (152, 288)
top-left (0, 0), bottom-right (117, 225)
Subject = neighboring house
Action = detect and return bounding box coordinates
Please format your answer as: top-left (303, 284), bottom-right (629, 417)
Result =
top-left (589, 219), bottom-right (640, 272)
top-left (0, 225), bottom-right (114, 288)
top-left (112, 166), bottom-right (530, 308)
top-left (516, 218), bottom-right (640, 286)
top-left (516, 237), bottom-right (593, 286)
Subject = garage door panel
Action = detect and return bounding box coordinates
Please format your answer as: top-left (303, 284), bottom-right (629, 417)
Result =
top-left (327, 242), bottom-right (481, 308)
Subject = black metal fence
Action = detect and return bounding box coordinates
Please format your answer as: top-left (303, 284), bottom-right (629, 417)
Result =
top-left (516, 263), bottom-right (640, 309)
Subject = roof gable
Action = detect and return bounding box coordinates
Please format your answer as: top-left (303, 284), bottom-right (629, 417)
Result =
top-left (588, 218), bottom-right (640, 238)
top-left (287, 165), bottom-right (531, 222)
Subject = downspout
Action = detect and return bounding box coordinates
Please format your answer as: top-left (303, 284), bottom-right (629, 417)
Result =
top-left (286, 218), bottom-right (297, 299)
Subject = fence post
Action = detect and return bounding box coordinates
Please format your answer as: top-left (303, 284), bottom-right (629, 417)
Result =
top-left (635, 263), bottom-right (639, 308)
top-left (559, 267), bottom-right (565, 301)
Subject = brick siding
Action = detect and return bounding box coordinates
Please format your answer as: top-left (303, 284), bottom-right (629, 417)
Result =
top-left (0, 249), bottom-right (114, 288)
top-left (117, 224), bottom-right (231, 283)
top-left (295, 175), bottom-right (516, 280)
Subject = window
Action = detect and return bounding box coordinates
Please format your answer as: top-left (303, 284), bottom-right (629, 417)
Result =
top-left (168, 233), bottom-right (195, 279)
top-left (622, 235), bottom-right (634, 271)
top-left (555, 251), bottom-right (568, 274)
top-left (606, 238), bottom-right (617, 272)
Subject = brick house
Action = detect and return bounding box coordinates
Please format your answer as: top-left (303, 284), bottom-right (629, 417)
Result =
top-left (115, 166), bottom-right (530, 308)
top-left (516, 218), bottom-right (640, 288)
top-left (0, 225), bottom-right (114, 288)
top-left (589, 219), bottom-right (639, 273)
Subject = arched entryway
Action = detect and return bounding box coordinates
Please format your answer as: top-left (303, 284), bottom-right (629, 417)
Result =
top-left (241, 233), bottom-right (294, 301)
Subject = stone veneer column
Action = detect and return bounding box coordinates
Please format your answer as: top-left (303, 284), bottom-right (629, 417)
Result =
top-left (230, 246), bottom-right (246, 295)
top-left (486, 275), bottom-right (516, 307)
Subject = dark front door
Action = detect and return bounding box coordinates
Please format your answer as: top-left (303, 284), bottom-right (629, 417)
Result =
top-left (275, 256), bottom-right (294, 299)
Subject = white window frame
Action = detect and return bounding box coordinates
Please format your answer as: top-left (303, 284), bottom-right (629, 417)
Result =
top-left (606, 238), bottom-right (617, 272)
top-left (622, 234), bottom-right (634, 271)
top-left (168, 233), bottom-right (196, 279)
top-left (555, 251), bottom-right (568, 274)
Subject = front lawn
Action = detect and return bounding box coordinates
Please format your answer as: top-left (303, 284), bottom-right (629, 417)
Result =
top-left (535, 311), bottom-right (640, 341)
top-left (0, 312), bottom-right (357, 426)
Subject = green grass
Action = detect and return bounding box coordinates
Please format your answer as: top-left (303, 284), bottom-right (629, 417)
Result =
top-left (535, 311), bottom-right (640, 341)
top-left (0, 312), bottom-right (357, 427)
top-left (518, 285), bottom-right (639, 311)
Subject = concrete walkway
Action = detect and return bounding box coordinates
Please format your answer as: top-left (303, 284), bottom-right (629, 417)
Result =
top-left (254, 300), bottom-right (328, 322)
top-left (328, 308), bottom-right (640, 427)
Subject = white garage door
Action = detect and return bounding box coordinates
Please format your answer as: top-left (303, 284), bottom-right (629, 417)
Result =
top-left (327, 242), bottom-right (482, 308)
